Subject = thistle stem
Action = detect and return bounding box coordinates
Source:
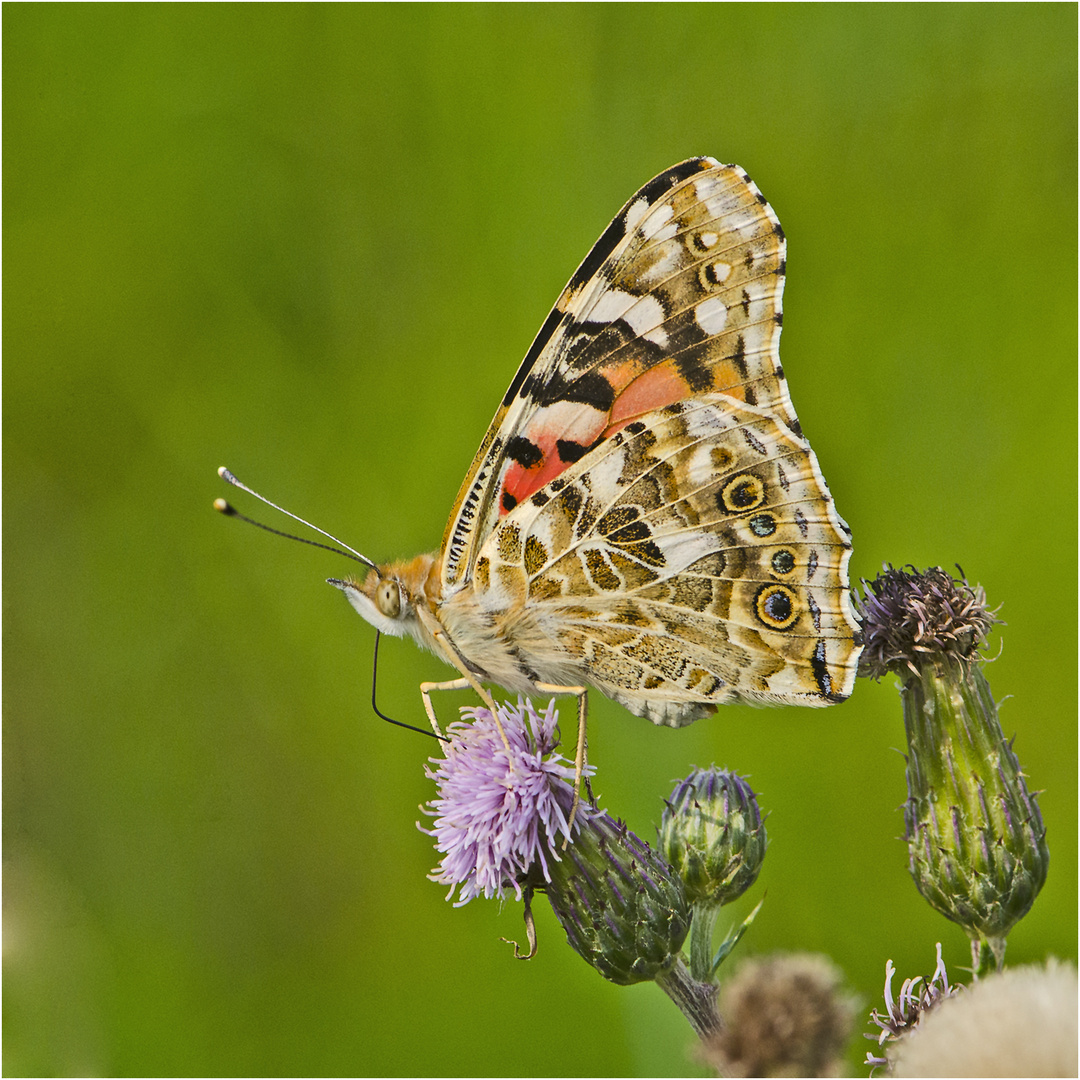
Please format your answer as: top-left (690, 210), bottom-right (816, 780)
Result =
top-left (971, 935), bottom-right (1006, 978)
top-left (689, 903), bottom-right (720, 982)
top-left (655, 958), bottom-right (722, 1039)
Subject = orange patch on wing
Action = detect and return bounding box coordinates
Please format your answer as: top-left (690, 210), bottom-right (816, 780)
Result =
top-left (501, 407), bottom-right (608, 512)
top-left (608, 357), bottom-right (750, 429)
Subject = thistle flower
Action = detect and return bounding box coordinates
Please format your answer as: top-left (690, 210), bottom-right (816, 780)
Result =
top-left (422, 701), bottom-right (715, 1034)
top-left (864, 942), bottom-right (960, 1071)
top-left (420, 698), bottom-right (595, 906)
top-left (858, 565), bottom-right (997, 681)
top-left (858, 567), bottom-right (1049, 972)
top-left (702, 953), bottom-right (857, 1078)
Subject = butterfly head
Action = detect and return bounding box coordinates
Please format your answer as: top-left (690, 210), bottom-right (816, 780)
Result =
top-left (328, 553), bottom-right (440, 642)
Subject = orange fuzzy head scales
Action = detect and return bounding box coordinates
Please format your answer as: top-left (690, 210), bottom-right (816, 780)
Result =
top-left (330, 553), bottom-right (440, 637)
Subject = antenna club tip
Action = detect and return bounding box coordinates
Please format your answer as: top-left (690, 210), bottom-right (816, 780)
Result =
top-left (214, 498), bottom-right (235, 515)
top-left (217, 465), bottom-right (229, 478)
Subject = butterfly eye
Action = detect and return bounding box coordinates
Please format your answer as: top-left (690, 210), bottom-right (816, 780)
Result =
top-left (375, 579), bottom-right (402, 619)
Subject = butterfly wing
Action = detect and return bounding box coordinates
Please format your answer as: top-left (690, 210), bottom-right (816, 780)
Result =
top-left (473, 394), bottom-right (860, 724)
top-left (441, 157), bottom-right (799, 593)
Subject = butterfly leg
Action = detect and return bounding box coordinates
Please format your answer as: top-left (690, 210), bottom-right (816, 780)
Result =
top-left (415, 605), bottom-right (512, 753)
top-left (419, 678), bottom-right (473, 740)
top-left (535, 682), bottom-right (589, 843)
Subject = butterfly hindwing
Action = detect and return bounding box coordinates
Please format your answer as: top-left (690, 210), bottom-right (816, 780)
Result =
top-left (473, 394), bottom-right (858, 723)
top-left (441, 157), bottom-right (800, 593)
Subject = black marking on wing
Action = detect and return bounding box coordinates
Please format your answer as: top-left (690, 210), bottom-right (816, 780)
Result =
top-left (674, 351), bottom-right (713, 393)
top-left (742, 428), bottom-right (768, 456)
top-left (535, 369), bottom-right (616, 412)
top-left (811, 639), bottom-right (838, 700)
top-left (730, 335), bottom-right (748, 378)
top-left (503, 308), bottom-right (562, 407)
top-left (506, 435), bottom-right (543, 469)
top-left (567, 321), bottom-right (667, 372)
top-left (556, 437), bottom-right (600, 464)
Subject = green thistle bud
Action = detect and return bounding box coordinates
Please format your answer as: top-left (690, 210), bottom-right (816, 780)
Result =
top-left (860, 567), bottom-right (1049, 973)
top-left (659, 767), bottom-right (767, 908)
top-left (543, 811), bottom-right (691, 986)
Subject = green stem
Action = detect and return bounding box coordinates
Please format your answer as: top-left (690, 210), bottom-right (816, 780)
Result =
top-left (689, 903), bottom-right (720, 982)
top-left (971, 935), bottom-right (1006, 978)
top-left (655, 958), bottom-right (721, 1039)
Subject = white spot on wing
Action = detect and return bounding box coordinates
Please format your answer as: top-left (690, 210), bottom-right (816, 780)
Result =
top-left (681, 402), bottom-right (731, 439)
top-left (711, 261), bottom-right (732, 283)
top-left (640, 203), bottom-right (677, 242)
top-left (589, 289), bottom-right (669, 348)
top-left (694, 296), bottom-right (728, 335)
top-left (686, 443), bottom-right (721, 488)
top-left (652, 530), bottom-right (723, 572)
top-left (638, 244), bottom-right (680, 284)
top-left (698, 231), bottom-right (719, 249)
top-left (624, 198), bottom-right (649, 235)
top-left (581, 447), bottom-right (627, 502)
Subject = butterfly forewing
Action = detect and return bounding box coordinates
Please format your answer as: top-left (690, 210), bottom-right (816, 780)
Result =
top-left (441, 157), bottom-right (800, 594)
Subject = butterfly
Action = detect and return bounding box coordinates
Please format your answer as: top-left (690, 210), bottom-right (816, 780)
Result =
top-left (325, 157), bottom-right (862, 746)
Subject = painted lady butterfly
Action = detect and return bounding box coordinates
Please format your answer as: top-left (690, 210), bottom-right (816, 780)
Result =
top-left (309, 159), bottom-right (860, 742)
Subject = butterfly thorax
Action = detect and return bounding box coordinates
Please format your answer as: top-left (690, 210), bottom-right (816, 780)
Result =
top-left (335, 551), bottom-right (549, 691)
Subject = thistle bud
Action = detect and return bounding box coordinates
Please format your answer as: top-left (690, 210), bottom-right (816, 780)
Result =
top-left (543, 811), bottom-right (691, 986)
top-left (659, 767), bottom-right (767, 909)
top-left (859, 567), bottom-right (1049, 971)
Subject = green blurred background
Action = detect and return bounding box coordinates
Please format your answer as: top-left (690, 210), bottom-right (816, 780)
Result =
top-left (5, 5), bottom-right (1076, 1076)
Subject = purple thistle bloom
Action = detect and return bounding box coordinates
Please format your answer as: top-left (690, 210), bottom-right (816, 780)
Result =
top-left (420, 698), bottom-right (594, 906)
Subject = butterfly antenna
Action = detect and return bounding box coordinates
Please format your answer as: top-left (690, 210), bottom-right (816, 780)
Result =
top-left (371, 632), bottom-right (447, 741)
top-left (215, 466), bottom-right (377, 569)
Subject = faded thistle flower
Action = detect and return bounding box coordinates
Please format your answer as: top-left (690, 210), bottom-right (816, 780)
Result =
top-left (858, 567), bottom-right (1049, 973)
top-left (702, 952), bottom-right (857, 1078)
top-left (421, 698), bottom-right (595, 905)
top-left (889, 959), bottom-right (1077, 1078)
top-left (859, 565), bottom-right (997, 682)
top-left (865, 943), bottom-right (960, 1072)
